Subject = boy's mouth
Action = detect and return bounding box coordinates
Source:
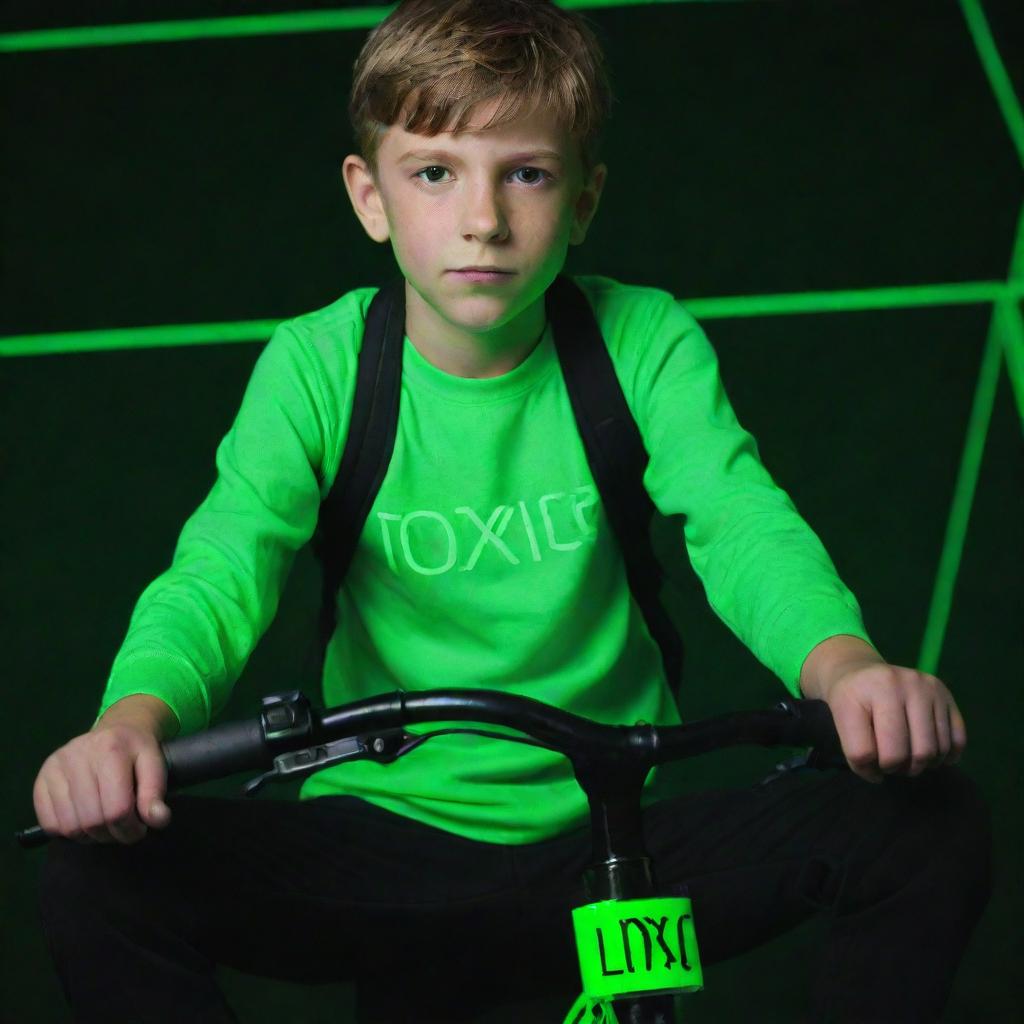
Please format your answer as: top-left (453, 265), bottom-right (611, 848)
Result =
top-left (449, 268), bottom-right (517, 284)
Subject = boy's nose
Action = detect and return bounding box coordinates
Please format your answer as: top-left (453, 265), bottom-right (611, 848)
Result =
top-left (460, 192), bottom-right (508, 233)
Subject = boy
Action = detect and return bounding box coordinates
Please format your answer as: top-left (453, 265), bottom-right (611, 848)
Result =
top-left (35, 1), bottom-right (992, 1021)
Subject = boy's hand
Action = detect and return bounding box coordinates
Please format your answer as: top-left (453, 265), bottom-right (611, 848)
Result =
top-left (820, 663), bottom-right (966, 784)
top-left (33, 718), bottom-right (172, 844)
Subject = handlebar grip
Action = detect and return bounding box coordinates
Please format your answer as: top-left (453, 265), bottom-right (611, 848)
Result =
top-left (163, 715), bottom-right (269, 789)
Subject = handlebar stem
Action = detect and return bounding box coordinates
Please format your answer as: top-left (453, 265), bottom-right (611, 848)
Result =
top-left (572, 751), bottom-right (659, 901)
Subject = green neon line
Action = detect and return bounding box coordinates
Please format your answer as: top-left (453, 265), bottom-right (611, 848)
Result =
top-left (0, 7), bottom-right (398, 52)
top-left (1002, 201), bottom-right (1024, 431)
top-left (3, 279), bottom-right (1020, 359)
top-left (1010, 203), bottom-right (1024, 282)
top-left (918, 196), bottom-right (1023, 675)
top-left (0, 319), bottom-right (283, 358)
top-left (0, 1), bottom-right (748, 54)
top-left (999, 298), bottom-right (1024, 436)
top-left (917, 324), bottom-right (1003, 676)
top-left (683, 280), bottom-right (1021, 319)
top-left (959, 0), bottom-right (1024, 171)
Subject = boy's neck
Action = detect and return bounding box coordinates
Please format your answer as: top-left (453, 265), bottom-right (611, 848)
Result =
top-left (403, 278), bottom-right (547, 379)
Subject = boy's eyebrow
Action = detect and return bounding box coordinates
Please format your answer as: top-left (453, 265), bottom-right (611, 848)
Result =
top-left (398, 148), bottom-right (564, 164)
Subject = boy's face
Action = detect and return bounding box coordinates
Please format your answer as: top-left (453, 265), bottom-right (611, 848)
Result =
top-left (342, 95), bottom-right (607, 376)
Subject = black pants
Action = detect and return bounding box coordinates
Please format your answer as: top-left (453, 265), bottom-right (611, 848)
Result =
top-left (36, 761), bottom-right (993, 1024)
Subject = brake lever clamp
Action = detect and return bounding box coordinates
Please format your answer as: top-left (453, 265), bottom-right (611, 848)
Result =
top-left (756, 700), bottom-right (815, 786)
top-left (758, 749), bottom-right (814, 787)
top-left (241, 727), bottom-right (412, 797)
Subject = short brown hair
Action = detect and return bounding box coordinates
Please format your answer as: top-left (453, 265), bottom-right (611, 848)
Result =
top-left (348, 0), bottom-right (615, 183)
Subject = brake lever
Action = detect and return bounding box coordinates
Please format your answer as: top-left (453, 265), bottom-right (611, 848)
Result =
top-left (241, 727), bottom-right (415, 796)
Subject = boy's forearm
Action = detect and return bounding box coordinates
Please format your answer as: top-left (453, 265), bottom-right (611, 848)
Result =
top-left (93, 693), bottom-right (181, 740)
top-left (799, 634), bottom-right (885, 700)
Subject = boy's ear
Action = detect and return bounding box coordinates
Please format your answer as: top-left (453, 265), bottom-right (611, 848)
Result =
top-left (569, 162), bottom-right (607, 247)
top-left (342, 155), bottom-right (391, 244)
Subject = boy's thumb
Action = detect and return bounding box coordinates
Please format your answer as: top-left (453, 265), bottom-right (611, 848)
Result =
top-left (136, 752), bottom-right (171, 827)
top-left (145, 798), bottom-right (171, 827)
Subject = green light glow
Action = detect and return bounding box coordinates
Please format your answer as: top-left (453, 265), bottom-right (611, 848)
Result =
top-left (2, 281), bottom-right (1020, 359)
top-left (918, 198), bottom-right (1024, 676)
top-left (914, 0), bottom-right (1024, 678)
top-left (1000, 201), bottom-right (1024, 430)
top-left (1000, 297), bottom-right (1024, 435)
top-left (0, 8), bottom-right (398, 52)
top-left (0, 318), bottom-right (282, 358)
top-left (0, 1), bottom-right (745, 54)
top-left (685, 280), bottom-right (1021, 319)
top-left (959, 0), bottom-right (1024, 169)
top-left (917, 325), bottom-right (1003, 676)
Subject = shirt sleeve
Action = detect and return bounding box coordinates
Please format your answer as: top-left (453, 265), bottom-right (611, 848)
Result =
top-left (93, 322), bottom-right (330, 735)
top-left (633, 293), bottom-right (878, 697)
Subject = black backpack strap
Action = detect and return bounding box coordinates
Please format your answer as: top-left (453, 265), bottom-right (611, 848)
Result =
top-left (311, 272), bottom-right (684, 704)
top-left (545, 273), bottom-right (685, 702)
top-left (311, 274), bottom-right (406, 675)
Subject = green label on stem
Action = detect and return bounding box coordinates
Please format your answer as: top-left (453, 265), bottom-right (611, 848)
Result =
top-left (571, 896), bottom-right (704, 1000)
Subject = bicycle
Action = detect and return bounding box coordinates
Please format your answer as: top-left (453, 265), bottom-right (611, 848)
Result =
top-left (16, 687), bottom-right (849, 1023)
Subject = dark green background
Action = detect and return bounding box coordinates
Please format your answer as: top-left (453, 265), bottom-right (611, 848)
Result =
top-left (2, 0), bottom-right (1021, 1020)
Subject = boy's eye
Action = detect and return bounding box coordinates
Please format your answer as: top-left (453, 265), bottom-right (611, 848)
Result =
top-left (414, 165), bottom-right (551, 187)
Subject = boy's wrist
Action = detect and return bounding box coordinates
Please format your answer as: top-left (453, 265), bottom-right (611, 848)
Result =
top-left (93, 694), bottom-right (181, 740)
top-left (798, 635), bottom-right (884, 701)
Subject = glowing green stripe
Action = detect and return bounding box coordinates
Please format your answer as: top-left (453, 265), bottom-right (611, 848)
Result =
top-left (3, 280), bottom-right (1019, 358)
top-left (959, 0), bottom-right (1024, 170)
top-left (0, 1), bottom-right (746, 54)
top-left (917, 324), bottom-right (1003, 676)
top-left (916, 5), bottom-right (1022, 677)
top-left (998, 299), bottom-right (1024, 436)
top-left (917, 197), bottom-right (1022, 674)
top-left (683, 280), bottom-right (1020, 319)
top-left (1011, 204), bottom-right (1024, 280)
top-left (1003, 201), bottom-right (1024, 431)
top-left (0, 319), bottom-right (282, 357)
top-left (0, 8), bottom-right (397, 52)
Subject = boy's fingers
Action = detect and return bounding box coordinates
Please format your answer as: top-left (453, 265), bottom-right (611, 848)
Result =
top-left (905, 691), bottom-right (939, 776)
top-left (949, 703), bottom-right (967, 762)
top-left (65, 763), bottom-right (103, 839)
top-left (871, 697), bottom-right (910, 775)
top-left (34, 780), bottom-right (59, 836)
top-left (97, 754), bottom-right (146, 843)
top-left (38, 776), bottom-right (89, 840)
top-left (933, 700), bottom-right (952, 761)
top-left (832, 699), bottom-right (882, 783)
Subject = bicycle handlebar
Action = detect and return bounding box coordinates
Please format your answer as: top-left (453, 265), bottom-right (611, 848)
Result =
top-left (15, 688), bottom-right (847, 849)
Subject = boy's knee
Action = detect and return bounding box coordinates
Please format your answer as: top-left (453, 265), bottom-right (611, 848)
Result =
top-left (930, 763), bottom-right (990, 833)
top-left (939, 765), bottom-right (994, 899)
top-left (842, 764), bottom-right (993, 920)
top-left (37, 836), bottom-right (139, 929)
top-left (904, 764), bottom-right (993, 905)
top-left (38, 838), bottom-right (99, 907)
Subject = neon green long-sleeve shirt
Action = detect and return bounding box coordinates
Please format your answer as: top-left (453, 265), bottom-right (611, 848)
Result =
top-left (94, 273), bottom-right (875, 844)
